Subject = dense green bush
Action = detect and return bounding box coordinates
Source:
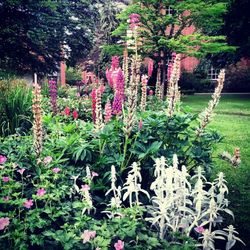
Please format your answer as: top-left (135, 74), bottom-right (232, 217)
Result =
top-left (224, 66), bottom-right (250, 92)
top-left (66, 67), bottom-right (82, 86)
top-left (179, 72), bottom-right (214, 94)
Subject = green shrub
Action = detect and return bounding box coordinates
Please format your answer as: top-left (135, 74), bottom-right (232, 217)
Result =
top-left (224, 66), bottom-right (250, 92)
top-left (66, 67), bottom-right (82, 86)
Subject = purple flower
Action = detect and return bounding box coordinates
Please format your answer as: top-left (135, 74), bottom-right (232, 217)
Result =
top-left (52, 167), bottom-right (61, 173)
top-left (0, 217), bottom-right (10, 230)
top-left (49, 79), bottom-right (58, 115)
top-left (114, 240), bottom-right (124, 250)
top-left (36, 188), bottom-right (46, 197)
top-left (0, 155), bottom-right (7, 164)
top-left (23, 199), bottom-right (33, 209)
top-left (2, 176), bottom-right (10, 183)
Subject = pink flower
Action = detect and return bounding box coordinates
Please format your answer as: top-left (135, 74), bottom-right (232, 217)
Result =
top-left (149, 90), bottom-right (154, 96)
top-left (111, 56), bottom-right (120, 70)
top-left (92, 172), bottom-right (98, 178)
top-left (17, 168), bottom-right (25, 175)
top-left (104, 100), bottom-right (112, 123)
top-left (73, 110), bottom-right (79, 120)
top-left (81, 230), bottom-right (96, 243)
top-left (3, 196), bottom-right (10, 202)
top-left (43, 156), bottom-right (53, 164)
top-left (52, 167), bottom-right (61, 173)
top-left (0, 155), bottom-right (7, 164)
top-left (64, 107), bottom-right (70, 116)
top-left (76, 92), bottom-right (80, 97)
top-left (114, 240), bottom-right (124, 250)
top-left (138, 119), bottom-right (143, 130)
top-left (81, 184), bottom-right (90, 192)
top-left (36, 188), bottom-right (46, 197)
top-left (23, 199), bottom-right (33, 209)
top-left (2, 176), bottom-right (10, 183)
top-left (0, 217), bottom-right (10, 230)
top-left (194, 226), bottom-right (205, 234)
top-left (148, 59), bottom-right (154, 77)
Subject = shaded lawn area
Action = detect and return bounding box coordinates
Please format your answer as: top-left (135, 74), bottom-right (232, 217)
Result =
top-left (182, 94), bottom-right (250, 249)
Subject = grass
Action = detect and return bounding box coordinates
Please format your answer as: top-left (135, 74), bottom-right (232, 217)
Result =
top-left (182, 94), bottom-right (250, 249)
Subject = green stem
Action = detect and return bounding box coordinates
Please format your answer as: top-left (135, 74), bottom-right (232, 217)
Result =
top-left (121, 135), bottom-right (129, 172)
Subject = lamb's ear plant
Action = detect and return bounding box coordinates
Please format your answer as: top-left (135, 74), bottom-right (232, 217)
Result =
top-left (144, 155), bottom-right (245, 249)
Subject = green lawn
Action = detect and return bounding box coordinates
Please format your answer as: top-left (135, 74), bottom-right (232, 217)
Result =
top-left (182, 94), bottom-right (250, 249)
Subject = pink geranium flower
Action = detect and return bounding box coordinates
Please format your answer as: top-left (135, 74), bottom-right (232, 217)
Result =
top-left (149, 90), bottom-right (154, 96)
top-left (43, 156), bottom-right (53, 164)
top-left (81, 184), bottom-right (90, 192)
top-left (194, 226), bottom-right (205, 234)
top-left (2, 176), bottom-right (10, 183)
top-left (36, 188), bottom-right (46, 197)
top-left (0, 155), bottom-right (7, 164)
top-left (0, 217), bottom-right (10, 230)
top-left (91, 172), bottom-right (98, 177)
top-left (52, 167), bottom-right (61, 173)
top-left (114, 240), bottom-right (124, 250)
top-left (23, 199), bottom-right (33, 209)
top-left (17, 168), bottom-right (25, 175)
top-left (81, 230), bottom-right (96, 243)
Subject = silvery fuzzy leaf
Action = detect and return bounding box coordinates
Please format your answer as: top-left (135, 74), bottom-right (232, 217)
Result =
top-left (226, 240), bottom-right (236, 250)
top-left (224, 208), bottom-right (234, 219)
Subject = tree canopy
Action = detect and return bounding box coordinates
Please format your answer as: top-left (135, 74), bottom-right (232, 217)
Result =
top-left (0, 0), bottom-right (98, 74)
top-left (114, 0), bottom-right (235, 64)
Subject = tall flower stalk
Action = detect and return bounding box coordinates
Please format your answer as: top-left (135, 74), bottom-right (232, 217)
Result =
top-left (122, 46), bottom-right (129, 90)
top-left (94, 87), bottom-right (104, 132)
top-left (104, 100), bottom-right (112, 124)
top-left (112, 69), bottom-right (125, 115)
top-left (48, 79), bottom-right (57, 115)
top-left (32, 83), bottom-right (43, 157)
top-left (196, 69), bottom-right (225, 135)
top-left (140, 75), bottom-right (148, 111)
top-left (155, 65), bottom-right (162, 100)
top-left (166, 54), bottom-right (181, 117)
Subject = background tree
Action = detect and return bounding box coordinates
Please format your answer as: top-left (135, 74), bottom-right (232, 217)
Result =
top-left (113, 0), bottom-right (234, 85)
top-left (0, 0), bottom-right (98, 74)
top-left (206, 0), bottom-right (250, 67)
top-left (84, 0), bottom-right (129, 77)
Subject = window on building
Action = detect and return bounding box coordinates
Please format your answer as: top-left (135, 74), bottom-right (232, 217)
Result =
top-left (208, 66), bottom-right (220, 81)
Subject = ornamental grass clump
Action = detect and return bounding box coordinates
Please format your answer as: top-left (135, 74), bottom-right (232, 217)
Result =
top-left (32, 83), bottom-right (43, 157)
